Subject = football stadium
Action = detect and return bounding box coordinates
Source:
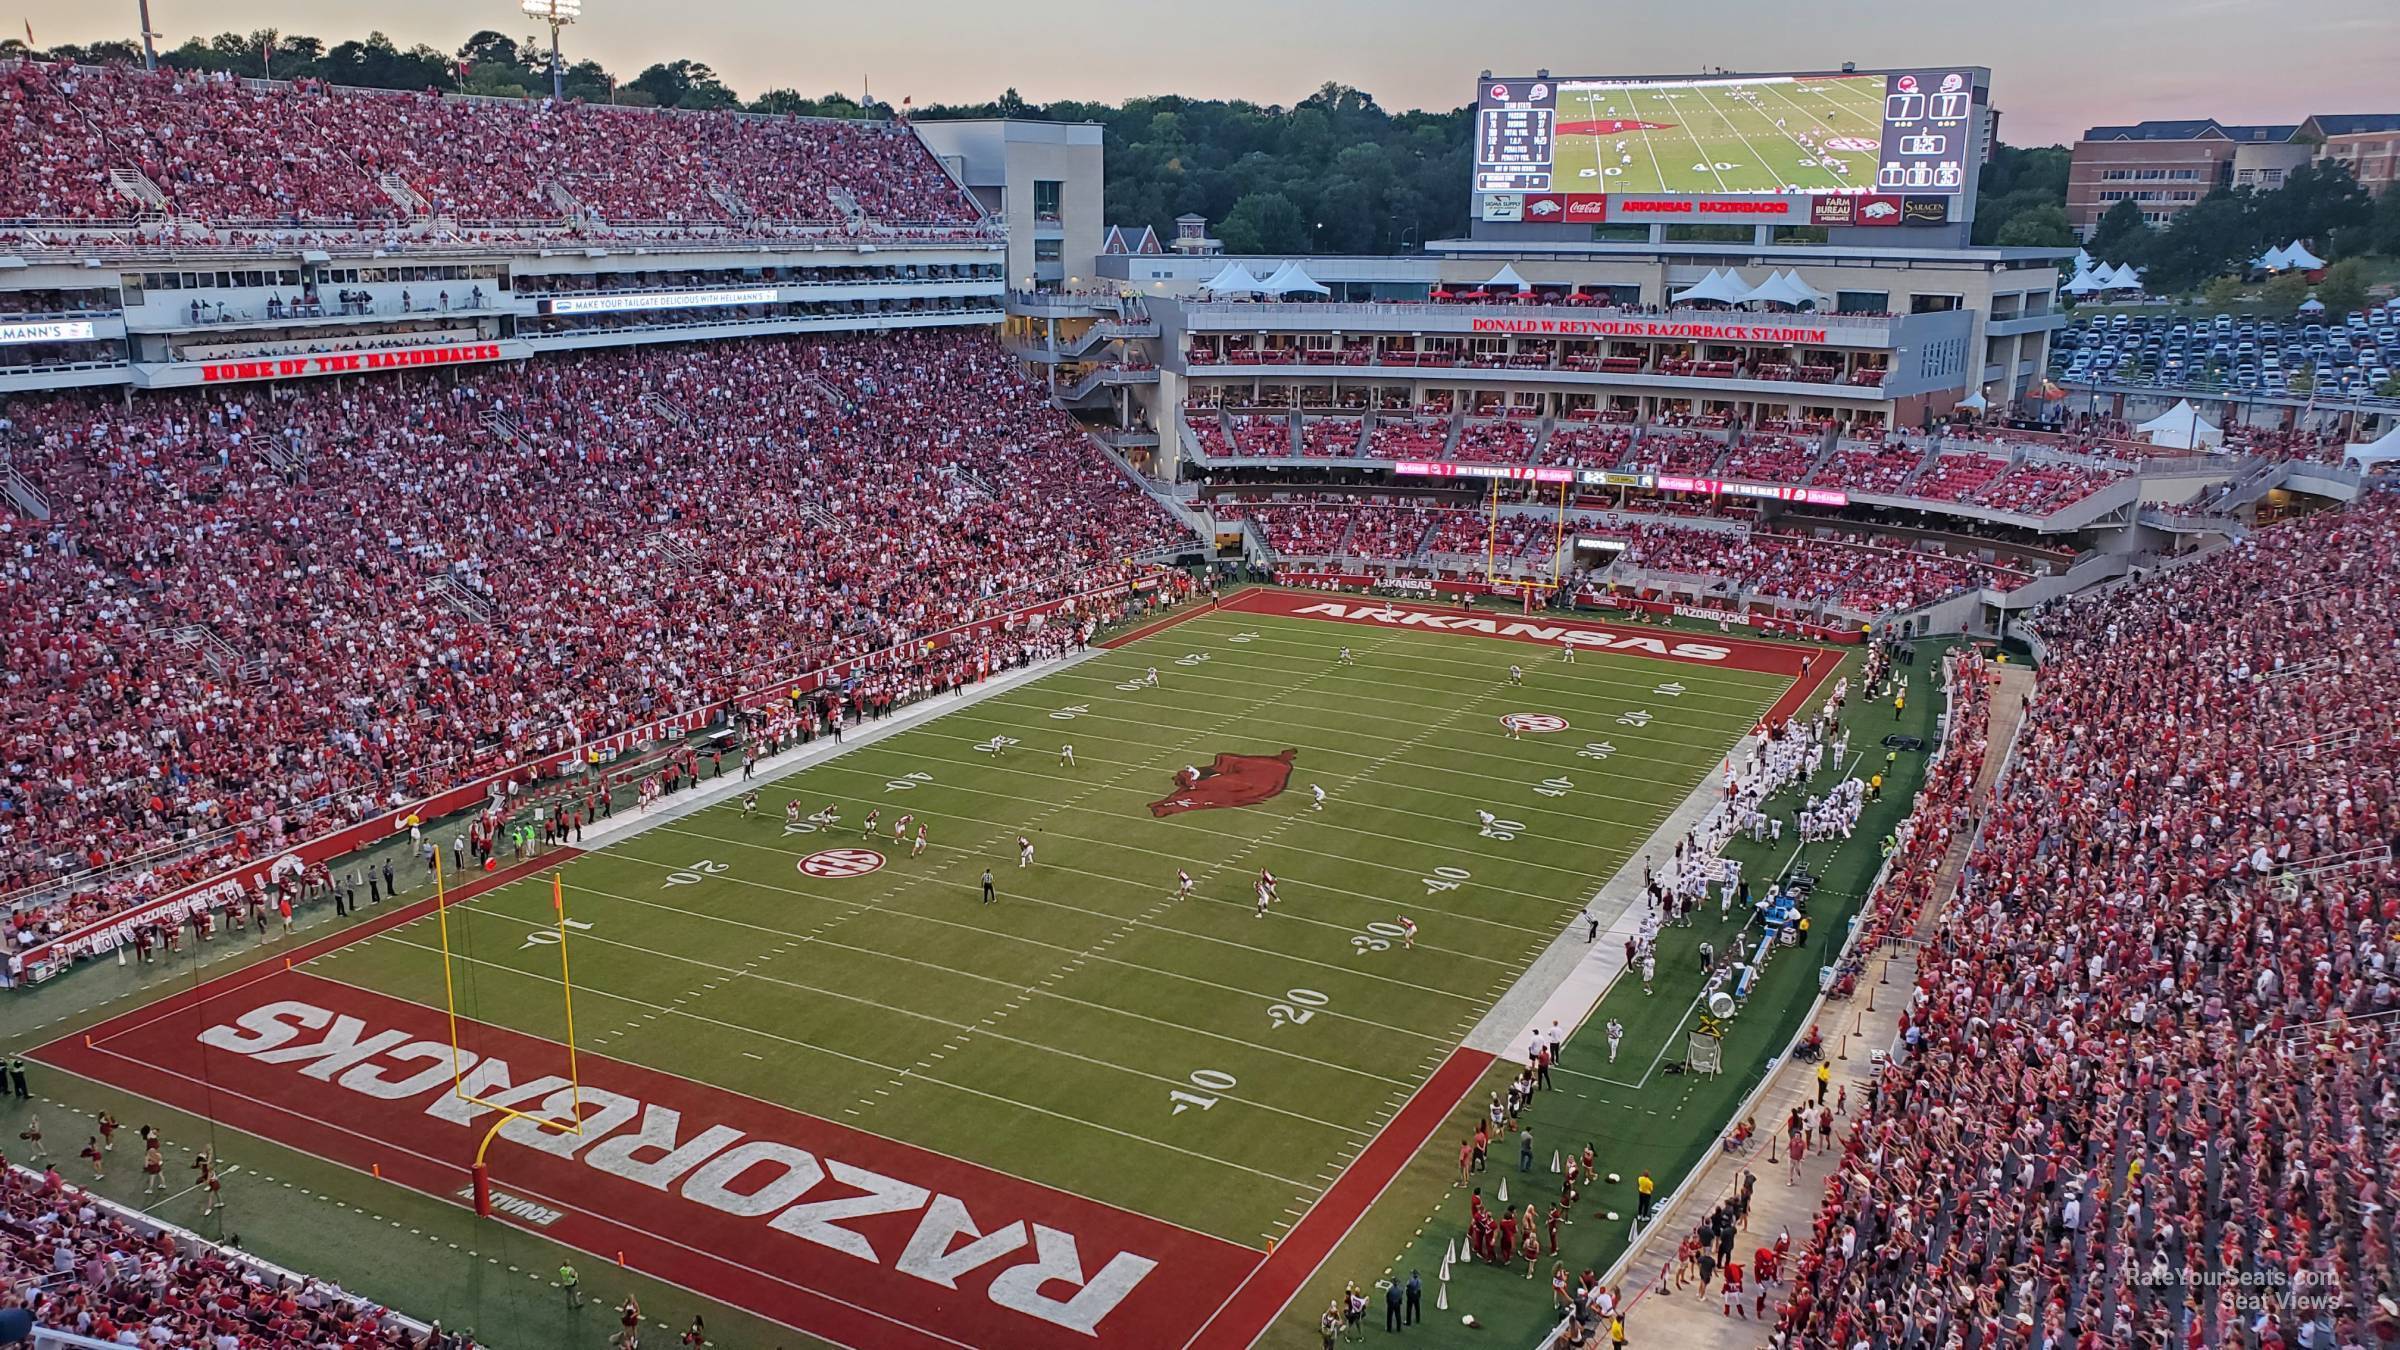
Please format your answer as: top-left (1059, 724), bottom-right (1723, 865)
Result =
top-left (0, 14), bottom-right (2395, 1350)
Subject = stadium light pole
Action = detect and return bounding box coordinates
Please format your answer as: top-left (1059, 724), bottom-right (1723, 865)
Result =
top-left (136, 0), bottom-right (158, 69)
top-left (519, 0), bottom-right (581, 102)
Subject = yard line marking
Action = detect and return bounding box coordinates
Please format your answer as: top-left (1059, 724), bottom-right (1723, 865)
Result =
top-left (652, 819), bottom-right (1562, 954)
top-left (601, 825), bottom-right (1488, 1005)
top-left (407, 911), bottom-right (1374, 1136)
top-left (931, 695), bottom-right (1742, 787)
top-left (1688, 82), bottom-right (1792, 192)
top-left (326, 950), bottom-right (1325, 1191)
top-left (1088, 616), bottom-right (1782, 695)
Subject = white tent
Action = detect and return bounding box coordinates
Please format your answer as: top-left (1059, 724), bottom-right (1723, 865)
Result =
top-left (1255, 261), bottom-right (1331, 297)
top-left (2297, 293), bottom-right (2327, 315)
top-left (1484, 263), bottom-right (1530, 291)
top-left (2073, 248), bottom-right (2095, 272)
top-left (1780, 270), bottom-right (1831, 308)
top-left (1957, 389), bottom-right (1990, 412)
top-left (1670, 269), bottom-right (1726, 303)
top-left (2343, 422), bottom-right (2400, 473)
top-left (1199, 262), bottom-right (1267, 295)
top-left (2136, 400), bottom-right (2225, 450)
top-left (2104, 263), bottom-right (2145, 291)
top-left (2253, 243), bottom-right (2294, 270)
top-left (1671, 269), bottom-right (1749, 305)
top-left (2062, 269), bottom-right (2113, 295)
top-left (1740, 270), bottom-right (1827, 309)
top-left (2281, 240), bottom-right (2326, 270)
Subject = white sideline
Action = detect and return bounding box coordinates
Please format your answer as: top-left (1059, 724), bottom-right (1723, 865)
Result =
top-left (540, 643), bottom-right (1110, 860)
top-left (1464, 727), bottom-right (1765, 1061)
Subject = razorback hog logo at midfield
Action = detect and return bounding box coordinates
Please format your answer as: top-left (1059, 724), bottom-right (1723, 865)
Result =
top-left (1149, 750), bottom-right (1298, 817)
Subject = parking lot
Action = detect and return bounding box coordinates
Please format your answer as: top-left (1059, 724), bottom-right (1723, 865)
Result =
top-left (2054, 303), bottom-right (2400, 399)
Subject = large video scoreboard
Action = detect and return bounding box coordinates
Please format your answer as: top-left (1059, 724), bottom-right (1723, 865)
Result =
top-left (1474, 67), bottom-right (1989, 229)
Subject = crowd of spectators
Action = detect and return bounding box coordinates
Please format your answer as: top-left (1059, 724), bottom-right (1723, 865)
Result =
top-left (1630, 431), bottom-right (1731, 477)
top-left (1779, 495), bottom-right (2400, 1348)
top-left (1420, 508), bottom-right (1560, 561)
top-left (1366, 418), bottom-right (1451, 460)
top-left (0, 62), bottom-right (980, 240)
top-left (1620, 524), bottom-right (2035, 613)
top-left (1719, 435), bottom-right (1820, 486)
top-left (1814, 443), bottom-right (1927, 495)
top-left (0, 328), bottom-right (1186, 925)
top-left (1297, 416), bottom-right (1365, 459)
top-left (1910, 451), bottom-right (2015, 505)
top-left (1215, 502), bottom-right (1353, 555)
top-left (1537, 425), bottom-right (1637, 470)
top-left (0, 1162), bottom-right (438, 1350)
top-left (1452, 419), bottom-right (1536, 465)
top-left (1347, 504), bottom-right (1443, 561)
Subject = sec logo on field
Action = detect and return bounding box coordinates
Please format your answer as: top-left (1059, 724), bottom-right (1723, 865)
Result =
top-left (1500, 713), bottom-right (1570, 734)
top-left (797, 848), bottom-right (886, 879)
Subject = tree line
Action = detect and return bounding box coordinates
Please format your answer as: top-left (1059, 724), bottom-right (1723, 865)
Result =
top-left (21, 26), bottom-right (2317, 262)
top-left (2082, 161), bottom-right (2400, 302)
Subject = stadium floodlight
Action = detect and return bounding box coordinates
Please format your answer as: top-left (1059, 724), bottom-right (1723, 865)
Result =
top-left (519, 0), bottom-right (583, 102)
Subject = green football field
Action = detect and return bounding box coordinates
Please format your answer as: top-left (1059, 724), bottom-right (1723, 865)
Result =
top-left (12, 591), bottom-right (1931, 1350)
top-left (312, 603), bottom-right (1785, 1245)
top-left (1550, 74), bottom-right (1886, 196)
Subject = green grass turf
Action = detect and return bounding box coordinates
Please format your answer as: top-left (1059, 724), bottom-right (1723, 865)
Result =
top-left (1259, 641), bottom-right (1948, 1350)
top-left (1550, 75), bottom-right (1886, 196)
top-left (309, 606), bottom-right (1786, 1252)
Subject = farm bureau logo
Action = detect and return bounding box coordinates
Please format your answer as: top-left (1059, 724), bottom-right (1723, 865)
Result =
top-left (1149, 750), bottom-right (1299, 817)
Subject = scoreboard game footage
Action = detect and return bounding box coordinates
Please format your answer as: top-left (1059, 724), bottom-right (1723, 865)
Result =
top-left (1476, 68), bottom-right (1986, 220)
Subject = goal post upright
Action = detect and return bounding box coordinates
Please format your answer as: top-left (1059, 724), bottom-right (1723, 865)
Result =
top-left (430, 848), bottom-right (586, 1217)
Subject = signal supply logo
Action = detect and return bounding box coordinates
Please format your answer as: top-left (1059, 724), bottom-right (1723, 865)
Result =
top-left (1149, 750), bottom-right (1298, 817)
top-left (1500, 713), bottom-right (1570, 735)
top-left (797, 848), bottom-right (886, 879)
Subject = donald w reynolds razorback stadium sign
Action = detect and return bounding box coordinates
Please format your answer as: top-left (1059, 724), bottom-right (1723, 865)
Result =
top-left (1468, 317), bottom-right (1829, 343)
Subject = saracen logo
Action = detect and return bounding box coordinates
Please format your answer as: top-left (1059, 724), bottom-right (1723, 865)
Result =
top-left (1150, 751), bottom-right (1299, 817)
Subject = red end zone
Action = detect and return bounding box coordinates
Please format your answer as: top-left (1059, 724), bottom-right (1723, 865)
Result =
top-left (1224, 589), bottom-right (1836, 727)
top-left (39, 969), bottom-right (1257, 1350)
